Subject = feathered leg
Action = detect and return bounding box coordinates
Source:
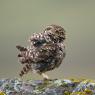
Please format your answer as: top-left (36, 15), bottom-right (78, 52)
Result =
top-left (41, 73), bottom-right (49, 80)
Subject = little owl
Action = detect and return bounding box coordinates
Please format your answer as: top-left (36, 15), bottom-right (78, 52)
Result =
top-left (16, 24), bottom-right (66, 80)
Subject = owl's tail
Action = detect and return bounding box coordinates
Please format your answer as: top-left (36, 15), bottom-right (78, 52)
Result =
top-left (16, 45), bottom-right (27, 51)
top-left (19, 64), bottom-right (31, 77)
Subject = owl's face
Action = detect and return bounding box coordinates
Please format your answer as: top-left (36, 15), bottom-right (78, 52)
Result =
top-left (44, 24), bottom-right (65, 43)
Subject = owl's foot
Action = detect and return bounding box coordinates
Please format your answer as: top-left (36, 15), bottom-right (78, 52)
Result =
top-left (42, 73), bottom-right (49, 80)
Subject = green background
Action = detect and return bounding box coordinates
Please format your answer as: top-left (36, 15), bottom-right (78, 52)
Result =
top-left (0, 0), bottom-right (95, 80)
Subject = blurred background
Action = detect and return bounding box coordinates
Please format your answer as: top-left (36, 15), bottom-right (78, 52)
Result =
top-left (0, 0), bottom-right (95, 80)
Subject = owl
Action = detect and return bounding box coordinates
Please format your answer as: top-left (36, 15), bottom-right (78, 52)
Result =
top-left (16, 24), bottom-right (66, 79)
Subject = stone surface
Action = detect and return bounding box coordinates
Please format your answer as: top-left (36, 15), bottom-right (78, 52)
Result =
top-left (0, 78), bottom-right (95, 95)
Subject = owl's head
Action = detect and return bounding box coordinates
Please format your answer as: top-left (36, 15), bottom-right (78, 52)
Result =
top-left (44, 24), bottom-right (66, 43)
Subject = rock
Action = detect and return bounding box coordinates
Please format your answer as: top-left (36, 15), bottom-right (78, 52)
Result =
top-left (0, 78), bottom-right (95, 95)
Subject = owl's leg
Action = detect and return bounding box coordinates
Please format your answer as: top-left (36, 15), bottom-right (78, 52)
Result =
top-left (41, 73), bottom-right (49, 80)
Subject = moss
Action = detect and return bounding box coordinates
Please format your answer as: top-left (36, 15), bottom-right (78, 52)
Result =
top-left (0, 91), bottom-right (6, 95)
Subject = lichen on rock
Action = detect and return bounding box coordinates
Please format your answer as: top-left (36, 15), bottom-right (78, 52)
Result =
top-left (0, 78), bottom-right (95, 95)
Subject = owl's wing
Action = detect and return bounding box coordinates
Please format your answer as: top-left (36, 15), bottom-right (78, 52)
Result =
top-left (30, 44), bottom-right (58, 72)
top-left (16, 45), bottom-right (33, 64)
top-left (33, 44), bottom-right (58, 63)
top-left (29, 33), bottom-right (46, 47)
top-left (32, 43), bottom-right (65, 72)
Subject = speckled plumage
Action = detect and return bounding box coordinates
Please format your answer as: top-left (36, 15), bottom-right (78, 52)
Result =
top-left (16, 24), bottom-right (66, 79)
